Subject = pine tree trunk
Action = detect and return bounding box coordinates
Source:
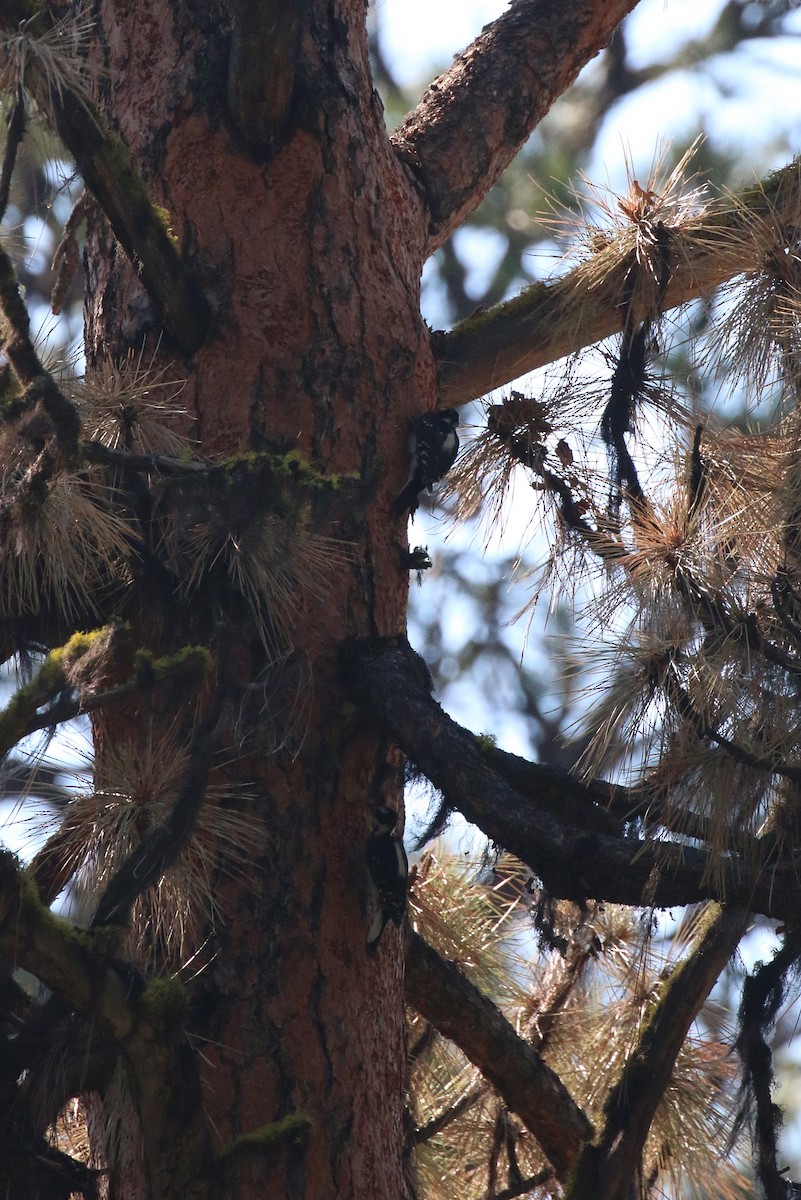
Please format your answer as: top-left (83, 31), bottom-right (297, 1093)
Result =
top-left (82, 1), bottom-right (429, 1196)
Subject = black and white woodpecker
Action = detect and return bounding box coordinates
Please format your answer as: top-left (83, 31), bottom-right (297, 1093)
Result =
top-left (391, 408), bottom-right (460, 518)
top-left (365, 805), bottom-right (409, 954)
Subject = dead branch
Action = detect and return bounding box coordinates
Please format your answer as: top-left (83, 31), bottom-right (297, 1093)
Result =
top-left (568, 903), bottom-right (749, 1200)
top-left (405, 930), bottom-right (592, 1177)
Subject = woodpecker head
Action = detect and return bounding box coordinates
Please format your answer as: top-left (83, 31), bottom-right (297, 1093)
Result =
top-left (372, 805), bottom-right (400, 835)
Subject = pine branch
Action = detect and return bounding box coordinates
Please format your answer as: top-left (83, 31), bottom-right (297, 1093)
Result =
top-left (0, 632), bottom-right (212, 771)
top-left (0, 85), bottom-right (26, 226)
top-left (0, 629), bottom-right (113, 761)
top-left (343, 635), bottom-right (801, 922)
top-left (0, 849), bottom-right (136, 1041)
top-left (664, 673), bottom-right (801, 784)
top-left (0, 840), bottom-right (211, 1200)
top-left (405, 930), bottom-right (593, 1177)
top-left (525, 925), bottom-right (601, 1052)
top-left (411, 1078), bottom-right (486, 1146)
top-left (82, 439), bottom-right (211, 476)
top-left (0, 242), bottom-right (81, 450)
top-left (392, 0), bottom-right (639, 255)
top-left (479, 742), bottom-right (622, 837)
top-left (567, 903), bottom-right (749, 1200)
top-left (436, 158), bottom-right (801, 407)
top-left (0, 8), bottom-right (209, 353)
top-left (50, 86), bottom-right (209, 354)
top-left (736, 929), bottom-right (801, 1200)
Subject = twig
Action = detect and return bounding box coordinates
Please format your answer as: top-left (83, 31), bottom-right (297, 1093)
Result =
top-left (494, 1169), bottom-right (554, 1200)
top-left (412, 1077), bottom-right (486, 1146)
top-left (665, 674), bottom-right (801, 784)
top-left (0, 243), bottom-right (81, 450)
top-left (91, 686), bottom-right (224, 929)
top-left (49, 87), bottom-right (209, 354)
top-left (736, 928), bottom-right (801, 1200)
top-left (82, 438), bottom-right (210, 476)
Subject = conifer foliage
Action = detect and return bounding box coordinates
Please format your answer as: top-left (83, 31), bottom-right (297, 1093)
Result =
top-left (0, 2), bottom-right (800, 1199)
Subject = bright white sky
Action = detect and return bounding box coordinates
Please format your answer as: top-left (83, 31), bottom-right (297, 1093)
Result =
top-left (377, 0), bottom-right (722, 82)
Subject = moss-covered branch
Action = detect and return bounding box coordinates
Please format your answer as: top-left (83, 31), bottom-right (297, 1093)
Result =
top-left (0, 846), bottom-right (212, 1200)
top-left (50, 86), bottom-right (209, 354)
top-left (0, 849), bottom-right (135, 1040)
top-left (216, 1114), bottom-right (313, 1172)
top-left (436, 158), bottom-right (801, 407)
top-left (26, 638), bottom-right (214, 905)
top-left (0, 629), bottom-right (212, 767)
top-left (0, 242), bottom-right (81, 449)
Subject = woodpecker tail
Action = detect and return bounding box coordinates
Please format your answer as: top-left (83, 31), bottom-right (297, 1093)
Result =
top-left (391, 479), bottom-right (421, 520)
top-left (366, 910), bottom-right (390, 955)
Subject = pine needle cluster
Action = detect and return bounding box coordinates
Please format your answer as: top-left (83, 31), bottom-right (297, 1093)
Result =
top-left (555, 140), bottom-right (711, 326)
top-left (0, 455), bottom-right (134, 623)
top-left (0, 9), bottom-right (106, 120)
top-left (34, 721), bottom-right (258, 971)
top-left (160, 486), bottom-right (348, 653)
top-left (73, 350), bottom-right (193, 457)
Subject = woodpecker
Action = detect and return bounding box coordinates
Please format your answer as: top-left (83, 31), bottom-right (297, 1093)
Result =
top-left (365, 805), bottom-right (409, 954)
top-left (392, 409), bottom-right (460, 518)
